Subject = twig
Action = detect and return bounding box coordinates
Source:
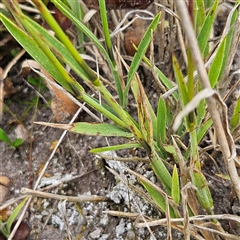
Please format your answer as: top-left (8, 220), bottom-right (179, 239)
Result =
top-left (21, 188), bottom-right (110, 202)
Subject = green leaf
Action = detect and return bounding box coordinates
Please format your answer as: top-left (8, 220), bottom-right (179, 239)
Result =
top-left (150, 154), bottom-right (172, 195)
top-left (12, 138), bottom-right (24, 148)
top-left (157, 98), bottom-right (166, 144)
top-left (197, 118), bottom-right (213, 143)
top-left (6, 197), bottom-right (29, 236)
top-left (197, 0), bottom-right (218, 56)
top-left (196, 98), bottom-right (206, 126)
top-left (208, 37), bottom-right (226, 88)
top-left (73, 122), bottom-right (133, 137)
top-left (230, 98), bottom-right (240, 129)
top-left (172, 55), bottom-right (188, 108)
top-left (51, 122), bottom-right (134, 137)
top-left (172, 55), bottom-right (191, 131)
top-left (190, 169), bottom-right (213, 214)
top-left (67, 0), bottom-right (85, 53)
top-left (90, 142), bottom-right (142, 153)
top-left (194, 0), bottom-right (206, 33)
top-left (141, 180), bottom-right (177, 217)
top-left (20, 14), bottom-right (89, 88)
top-left (219, 2), bottom-right (240, 80)
top-left (126, 168), bottom-right (177, 217)
top-left (140, 180), bottom-right (166, 212)
top-left (0, 128), bottom-right (13, 146)
top-left (171, 165), bottom-right (180, 204)
top-left (163, 144), bottom-right (178, 162)
top-left (156, 98), bottom-right (167, 158)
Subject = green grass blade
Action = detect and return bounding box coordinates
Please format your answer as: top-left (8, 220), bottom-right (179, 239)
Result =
top-left (141, 180), bottom-right (176, 217)
top-left (67, 0), bottom-right (85, 53)
top-left (151, 153), bottom-right (172, 195)
top-left (98, 0), bottom-right (114, 62)
top-left (130, 76), bottom-right (155, 148)
top-left (194, 0), bottom-right (206, 33)
top-left (32, 0), bottom-right (97, 82)
top-left (171, 165), bottom-right (180, 204)
top-left (1, 5), bottom-right (128, 128)
top-left (98, 0), bottom-right (124, 105)
top-left (123, 13), bottom-right (161, 107)
top-left (156, 98), bottom-right (167, 158)
top-left (172, 55), bottom-right (188, 108)
top-left (172, 54), bottom-right (191, 130)
top-left (6, 197), bottom-right (29, 236)
top-left (52, 0), bottom-right (111, 65)
top-left (90, 142), bottom-right (142, 153)
top-left (0, 12), bottom-right (72, 93)
top-left (208, 37), bottom-right (226, 88)
top-left (219, 2), bottom-right (240, 80)
top-left (53, 0), bottom-right (124, 105)
top-left (197, 118), bottom-right (213, 143)
top-left (126, 168), bottom-right (177, 217)
top-left (70, 122), bottom-right (134, 137)
top-left (25, 15), bottom-right (93, 84)
top-left (230, 98), bottom-right (240, 129)
top-left (197, 0), bottom-right (218, 56)
top-left (190, 170), bottom-right (214, 214)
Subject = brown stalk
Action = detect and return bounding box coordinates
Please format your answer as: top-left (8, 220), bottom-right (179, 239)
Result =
top-left (174, 1), bottom-right (240, 199)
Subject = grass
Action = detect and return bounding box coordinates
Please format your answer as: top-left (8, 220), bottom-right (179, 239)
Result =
top-left (1, 0), bottom-right (240, 239)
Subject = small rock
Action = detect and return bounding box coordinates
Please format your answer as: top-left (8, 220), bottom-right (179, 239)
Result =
top-left (89, 227), bottom-right (102, 239)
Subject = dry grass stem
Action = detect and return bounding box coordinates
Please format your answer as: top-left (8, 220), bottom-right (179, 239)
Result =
top-left (135, 213), bottom-right (240, 228)
top-left (175, 0), bottom-right (240, 200)
top-left (21, 188), bottom-right (110, 202)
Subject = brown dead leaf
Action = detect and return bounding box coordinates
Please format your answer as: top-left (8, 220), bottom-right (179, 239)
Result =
top-left (3, 77), bottom-right (17, 98)
top-left (12, 221), bottom-right (31, 240)
top-left (0, 175), bottom-right (10, 205)
top-left (21, 60), bottom-right (79, 123)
